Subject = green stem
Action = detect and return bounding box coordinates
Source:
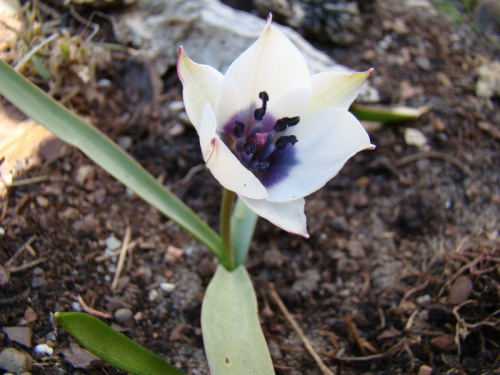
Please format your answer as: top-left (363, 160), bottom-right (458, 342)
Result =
top-left (220, 189), bottom-right (236, 270)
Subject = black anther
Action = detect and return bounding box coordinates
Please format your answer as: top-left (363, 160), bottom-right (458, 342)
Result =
top-left (254, 91), bottom-right (269, 121)
top-left (274, 116), bottom-right (300, 132)
top-left (275, 135), bottom-right (298, 149)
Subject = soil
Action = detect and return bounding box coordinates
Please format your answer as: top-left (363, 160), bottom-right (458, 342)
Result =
top-left (1, 1), bottom-right (500, 374)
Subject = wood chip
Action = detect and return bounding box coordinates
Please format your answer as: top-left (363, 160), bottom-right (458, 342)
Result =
top-left (448, 275), bottom-right (473, 305)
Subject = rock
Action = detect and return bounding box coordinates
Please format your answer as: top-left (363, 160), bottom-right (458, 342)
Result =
top-left (417, 365), bottom-right (434, 375)
top-left (75, 165), bottom-right (95, 185)
top-left (23, 307), bottom-right (38, 324)
top-left (476, 60), bottom-right (500, 99)
top-left (252, 0), bottom-right (363, 46)
top-left (0, 348), bottom-right (33, 373)
top-left (148, 289), bottom-right (159, 302)
top-left (164, 245), bottom-right (184, 264)
top-left (404, 128), bottom-right (428, 149)
top-left (113, 0), bottom-right (378, 102)
top-left (105, 234), bottom-right (122, 252)
top-left (34, 344), bottom-right (54, 356)
top-left (290, 0), bottom-right (363, 46)
top-left (2, 326), bottom-right (32, 348)
top-left (61, 342), bottom-right (100, 369)
top-left (114, 308), bottom-right (133, 324)
top-left (160, 282), bottom-right (176, 293)
top-left (415, 56), bottom-right (431, 71)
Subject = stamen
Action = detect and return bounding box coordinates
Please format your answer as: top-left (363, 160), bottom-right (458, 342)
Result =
top-left (233, 121), bottom-right (245, 138)
top-left (275, 135), bottom-right (298, 149)
top-left (245, 141), bottom-right (258, 155)
top-left (254, 91), bottom-right (269, 121)
top-left (274, 116), bottom-right (300, 132)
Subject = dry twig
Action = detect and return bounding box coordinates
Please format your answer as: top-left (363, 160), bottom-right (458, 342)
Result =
top-left (396, 151), bottom-right (474, 177)
top-left (5, 235), bottom-right (36, 267)
top-left (269, 284), bottom-right (336, 375)
top-left (77, 295), bottom-right (112, 320)
top-left (7, 258), bottom-right (46, 273)
top-left (111, 226), bottom-right (132, 291)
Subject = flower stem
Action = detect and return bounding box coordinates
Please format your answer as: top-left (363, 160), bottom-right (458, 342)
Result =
top-left (220, 189), bottom-right (236, 270)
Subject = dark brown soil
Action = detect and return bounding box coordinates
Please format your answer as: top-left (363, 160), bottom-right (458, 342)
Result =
top-left (1, 1), bottom-right (499, 374)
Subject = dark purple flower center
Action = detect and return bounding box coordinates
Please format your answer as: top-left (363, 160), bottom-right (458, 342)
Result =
top-left (221, 91), bottom-right (300, 187)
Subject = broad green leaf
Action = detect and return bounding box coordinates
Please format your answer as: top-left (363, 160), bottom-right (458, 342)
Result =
top-left (202, 265), bottom-right (275, 375)
top-left (0, 60), bottom-right (223, 259)
top-left (231, 198), bottom-right (257, 267)
top-left (350, 104), bottom-right (429, 123)
top-left (55, 312), bottom-right (184, 375)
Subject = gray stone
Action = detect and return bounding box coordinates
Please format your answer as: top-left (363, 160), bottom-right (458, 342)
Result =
top-left (113, 0), bottom-right (378, 102)
top-left (114, 307), bottom-right (133, 324)
top-left (2, 326), bottom-right (32, 348)
top-left (290, 0), bottom-right (363, 46)
top-left (476, 60), bottom-right (500, 99)
top-left (0, 348), bottom-right (33, 373)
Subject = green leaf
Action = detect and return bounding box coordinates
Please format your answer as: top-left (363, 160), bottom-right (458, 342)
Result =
top-left (0, 59), bottom-right (223, 259)
top-left (350, 104), bottom-right (429, 123)
top-left (202, 265), bottom-right (275, 375)
top-left (55, 312), bottom-right (184, 375)
top-left (231, 198), bottom-right (257, 267)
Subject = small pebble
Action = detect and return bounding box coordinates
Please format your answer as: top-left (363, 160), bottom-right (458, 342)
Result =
top-left (34, 344), bottom-right (53, 356)
top-left (2, 326), bottom-right (32, 348)
top-left (105, 235), bottom-right (122, 252)
top-left (418, 365), bottom-right (433, 375)
top-left (164, 246), bottom-right (184, 264)
top-left (416, 294), bottom-right (432, 306)
top-left (160, 282), bottom-right (176, 293)
top-left (71, 302), bottom-right (82, 312)
top-left (114, 308), bottom-right (133, 324)
top-left (0, 348), bottom-right (33, 373)
top-left (117, 136), bottom-right (132, 150)
top-left (35, 196), bottom-right (49, 207)
top-left (75, 165), bottom-right (95, 185)
top-left (148, 289), bottom-right (159, 302)
top-left (404, 128), bottom-right (428, 148)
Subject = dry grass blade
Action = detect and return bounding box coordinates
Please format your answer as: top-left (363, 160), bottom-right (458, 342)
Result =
top-left (111, 226), bottom-right (132, 291)
top-left (269, 285), bottom-right (336, 375)
top-left (396, 151), bottom-right (473, 177)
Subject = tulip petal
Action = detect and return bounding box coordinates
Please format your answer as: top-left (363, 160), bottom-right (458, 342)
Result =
top-left (215, 20), bottom-right (312, 131)
top-left (199, 104), bottom-right (268, 199)
top-left (308, 69), bottom-right (373, 111)
top-left (266, 107), bottom-right (374, 202)
top-left (177, 47), bottom-right (224, 130)
top-left (238, 195), bottom-right (309, 237)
